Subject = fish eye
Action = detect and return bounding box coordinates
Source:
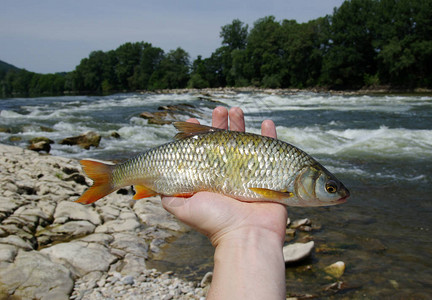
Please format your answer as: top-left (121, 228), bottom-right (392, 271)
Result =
top-left (325, 181), bottom-right (338, 194)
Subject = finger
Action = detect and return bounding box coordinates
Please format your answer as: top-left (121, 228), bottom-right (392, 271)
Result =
top-left (186, 118), bottom-right (200, 124)
top-left (161, 196), bottom-right (188, 212)
top-left (228, 107), bottom-right (245, 132)
top-left (261, 120), bottom-right (277, 138)
top-left (212, 106), bottom-right (229, 129)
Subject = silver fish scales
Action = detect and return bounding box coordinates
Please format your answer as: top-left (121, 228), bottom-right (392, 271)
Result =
top-left (77, 122), bottom-right (349, 206)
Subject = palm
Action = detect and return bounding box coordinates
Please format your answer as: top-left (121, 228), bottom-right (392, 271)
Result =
top-left (162, 191), bottom-right (287, 245)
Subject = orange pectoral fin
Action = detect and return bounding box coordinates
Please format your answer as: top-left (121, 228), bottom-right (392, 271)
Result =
top-left (133, 185), bottom-right (158, 200)
top-left (249, 187), bottom-right (294, 200)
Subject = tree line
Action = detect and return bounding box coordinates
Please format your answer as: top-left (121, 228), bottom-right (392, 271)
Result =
top-left (1, 0), bottom-right (431, 97)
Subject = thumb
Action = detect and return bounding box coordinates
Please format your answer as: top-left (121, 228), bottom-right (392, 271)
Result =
top-left (161, 196), bottom-right (190, 218)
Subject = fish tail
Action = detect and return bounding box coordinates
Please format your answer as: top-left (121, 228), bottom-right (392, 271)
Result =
top-left (76, 159), bottom-right (116, 204)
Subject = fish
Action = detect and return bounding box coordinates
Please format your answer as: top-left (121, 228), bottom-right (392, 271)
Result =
top-left (76, 122), bottom-right (350, 206)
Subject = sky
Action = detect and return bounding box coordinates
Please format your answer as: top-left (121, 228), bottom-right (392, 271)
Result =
top-left (0, 0), bottom-right (345, 74)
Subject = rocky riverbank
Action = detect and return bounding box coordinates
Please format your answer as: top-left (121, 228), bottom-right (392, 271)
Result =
top-left (0, 144), bottom-right (210, 299)
top-left (0, 143), bottom-right (323, 299)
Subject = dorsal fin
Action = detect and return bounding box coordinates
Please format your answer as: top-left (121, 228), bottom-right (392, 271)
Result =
top-left (173, 122), bottom-right (222, 139)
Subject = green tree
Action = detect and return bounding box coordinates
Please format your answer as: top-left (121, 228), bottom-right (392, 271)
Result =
top-left (220, 19), bottom-right (249, 51)
top-left (246, 16), bottom-right (283, 86)
top-left (115, 42), bottom-right (143, 90)
top-left (129, 43), bottom-right (164, 90)
top-left (73, 50), bottom-right (107, 92)
top-left (280, 18), bottom-right (329, 88)
top-left (188, 55), bottom-right (210, 88)
top-left (320, 0), bottom-right (379, 88)
top-left (149, 47), bottom-right (190, 89)
top-left (376, 0), bottom-right (432, 87)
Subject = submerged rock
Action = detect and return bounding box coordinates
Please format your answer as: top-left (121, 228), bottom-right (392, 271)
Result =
top-left (0, 127), bottom-right (11, 133)
top-left (139, 111), bottom-right (174, 125)
top-left (324, 261), bottom-right (346, 278)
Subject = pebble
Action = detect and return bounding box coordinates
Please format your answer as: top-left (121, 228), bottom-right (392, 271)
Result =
top-left (283, 241), bottom-right (315, 263)
top-left (324, 261), bottom-right (346, 279)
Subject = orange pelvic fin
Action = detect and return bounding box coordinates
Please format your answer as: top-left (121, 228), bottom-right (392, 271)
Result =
top-left (133, 185), bottom-right (158, 200)
top-left (173, 122), bottom-right (222, 139)
top-left (249, 187), bottom-right (294, 201)
top-left (76, 159), bottom-right (115, 204)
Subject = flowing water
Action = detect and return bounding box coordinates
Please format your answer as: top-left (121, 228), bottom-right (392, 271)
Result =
top-left (1, 91), bottom-right (431, 298)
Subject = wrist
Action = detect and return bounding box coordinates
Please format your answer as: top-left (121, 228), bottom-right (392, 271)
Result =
top-left (208, 227), bottom-right (286, 300)
top-left (211, 225), bottom-right (284, 249)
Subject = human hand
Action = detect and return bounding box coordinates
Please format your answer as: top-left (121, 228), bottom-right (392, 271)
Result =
top-left (161, 107), bottom-right (288, 247)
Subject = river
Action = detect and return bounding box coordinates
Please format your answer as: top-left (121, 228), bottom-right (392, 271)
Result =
top-left (1, 91), bottom-right (431, 298)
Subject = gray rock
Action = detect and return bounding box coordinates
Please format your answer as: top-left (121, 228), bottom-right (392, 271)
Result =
top-left (95, 218), bottom-right (141, 233)
top-left (54, 201), bottom-right (101, 225)
top-left (290, 218), bottom-right (311, 229)
top-left (38, 221), bottom-right (96, 244)
top-left (27, 137), bottom-right (54, 153)
top-left (77, 233), bottom-right (114, 246)
top-left (96, 205), bottom-right (121, 222)
top-left (122, 275), bottom-right (135, 285)
top-left (0, 249), bottom-right (73, 300)
top-left (0, 244), bottom-right (17, 262)
top-left (111, 232), bottom-right (149, 258)
top-left (0, 235), bottom-right (34, 250)
top-left (41, 241), bottom-right (117, 277)
top-left (0, 197), bottom-right (20, 213)
top-left (283, 241), bottom-right (315, 263)
top-left (118, 253), bottom-right (147, 276)
top-left (134, 198), bottom-right (186, 232)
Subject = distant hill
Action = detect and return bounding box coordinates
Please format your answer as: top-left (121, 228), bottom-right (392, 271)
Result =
top-left (0, 60), bottom-right (20, 72)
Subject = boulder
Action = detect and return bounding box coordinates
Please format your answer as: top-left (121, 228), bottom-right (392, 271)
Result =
top-left (157, 103), bottom-right (195, 113)
top-left (111, 232), bottom-right (149, 258)
top-left (0, 244), bottom-right (17, 262)
top-left (139, 111), bottom-right (173, 125)
top-left (95, 218), bottom-right (141, 233)
top-left (54, 201), bottom-right (101, 226)
top-left (28, 137), bottom-right (54, 153)
top-left (60, 131), bottom-right (101, 149)
top-left (110, 131), bottom-right (121, 138)
top-left (290, 218), bottom-right (311, 229)
top-left (0, 250), bottom-right (73, 300)
top-left (283, 241), bottom-right (315, 263)
top-left (37, 221), bottom-right (96, 245)
top-left (40, 241), bottom-right (117, 277)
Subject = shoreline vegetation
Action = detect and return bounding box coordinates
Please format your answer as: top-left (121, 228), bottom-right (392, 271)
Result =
top-left (1, 0), bottom-right (431, 98)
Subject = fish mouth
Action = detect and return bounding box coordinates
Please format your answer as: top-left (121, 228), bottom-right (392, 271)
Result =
top-left (337, 193), bottom-right (350, 204)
